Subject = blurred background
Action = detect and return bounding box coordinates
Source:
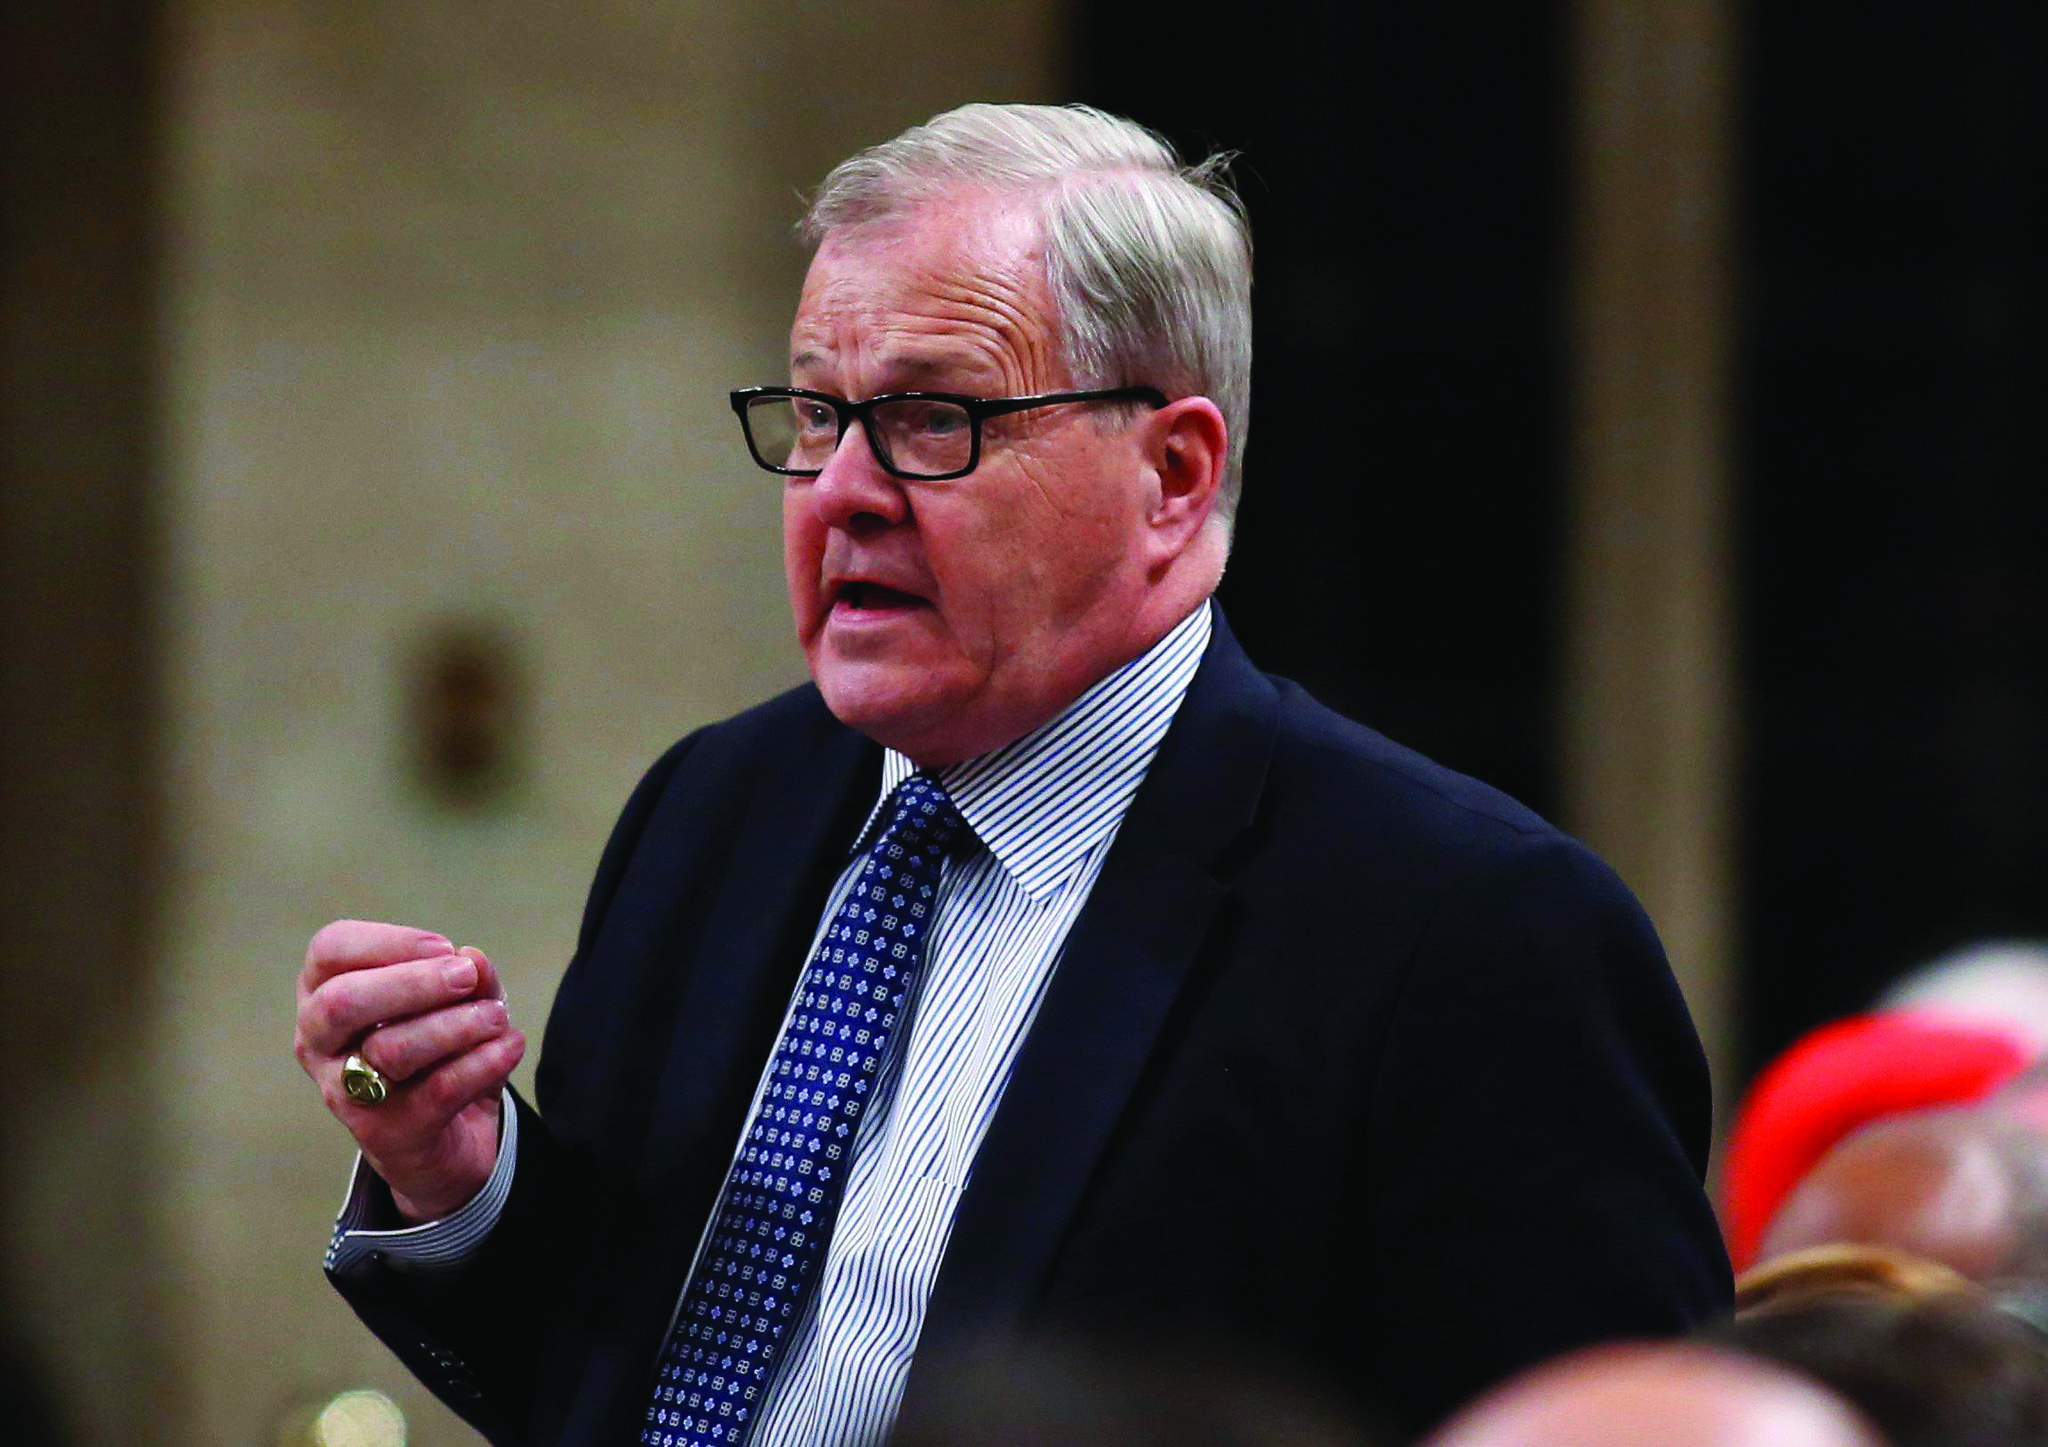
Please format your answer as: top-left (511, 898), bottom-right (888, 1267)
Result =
top-left (1, 0), bottom-right (2040, 1441)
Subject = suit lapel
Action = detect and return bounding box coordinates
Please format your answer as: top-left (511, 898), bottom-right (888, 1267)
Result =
top-left (555, 699), bottom-right (886, 1442)
top-left (635, 712), bottom-right (880, 1197)
top-left (911, 608), bottom-right (1279, 1370)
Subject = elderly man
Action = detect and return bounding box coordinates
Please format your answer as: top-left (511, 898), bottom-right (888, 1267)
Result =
top-left (1756, 1098), bottom-right (2048, 1285)
top-left (297, 104), bottom-right (1729, 1445)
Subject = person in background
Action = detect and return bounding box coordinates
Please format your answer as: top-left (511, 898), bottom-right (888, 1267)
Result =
top-left (888, 1339), bottom-right (1382, 1447)
top-left (1755, 1101), bottom-right (2048, 1285)
top-left (1422, 1343), bottom-right (1885, 1447)
top-left (1720, 946), bottom-right (2048, 1272)
top-left (1733, 1240), bottom-right (1980, 1314)
top-left (1880, 941), bottom-right (2048, 1056)
top-left (1709, 1288), bottom-right (2048, 1447)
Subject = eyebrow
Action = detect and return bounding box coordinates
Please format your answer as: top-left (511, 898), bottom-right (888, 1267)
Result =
top-left (788, 350), bottom-right (992, 392)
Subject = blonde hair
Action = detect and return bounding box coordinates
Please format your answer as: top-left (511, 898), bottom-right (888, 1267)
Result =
top-left (1734, 1242), bottom-right (1980, 1316)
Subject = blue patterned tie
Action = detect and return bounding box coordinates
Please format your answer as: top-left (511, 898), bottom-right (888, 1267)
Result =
top-left (642, 773), bottom-right (964, 1447)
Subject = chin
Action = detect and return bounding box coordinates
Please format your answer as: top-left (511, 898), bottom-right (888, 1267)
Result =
top-left (810, 655), bottom-right (968, 759)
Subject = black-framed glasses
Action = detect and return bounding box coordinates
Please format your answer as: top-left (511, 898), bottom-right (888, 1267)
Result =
top-left (729, 385), bottom-right (1169, 482)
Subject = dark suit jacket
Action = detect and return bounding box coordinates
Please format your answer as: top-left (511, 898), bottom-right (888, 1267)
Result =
top-left (330, 609), bottom-right (1732, 1442)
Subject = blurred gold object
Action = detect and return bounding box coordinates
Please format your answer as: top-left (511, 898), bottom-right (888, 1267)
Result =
top-left (315, 1389), bottom-right (407, 1447)
top-left (1735, 1242), bottom-right (1979, 1315)
top-left (341, 1054), bottom-right (389, 1106)
top-left (278, 1388), bottom-right (408, 1447)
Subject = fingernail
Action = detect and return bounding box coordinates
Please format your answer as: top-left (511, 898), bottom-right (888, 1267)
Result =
top-left (444, 959), bottom-right (479, 992)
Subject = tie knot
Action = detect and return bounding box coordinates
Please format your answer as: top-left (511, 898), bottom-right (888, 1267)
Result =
top-left (884, 773), bottom-right (963, 854)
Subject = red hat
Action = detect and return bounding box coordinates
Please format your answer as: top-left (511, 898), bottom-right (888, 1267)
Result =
top-left (1720, 1012), bottom-right (2033, 1270)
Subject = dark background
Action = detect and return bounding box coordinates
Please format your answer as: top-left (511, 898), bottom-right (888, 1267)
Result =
top-left (1077, 1), bottom-right (2048, 1080)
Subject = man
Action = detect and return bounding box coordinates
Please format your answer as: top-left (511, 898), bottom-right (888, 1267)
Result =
top-left (1755, 1095), bottom-right (2048, 1286)
top-left (297, 104), bottom-right (1729, 1445)
top-left (1718, 944), bottom-right (2048, 1273)
top-left (1719, 1011), bottom-right (2034, 1271)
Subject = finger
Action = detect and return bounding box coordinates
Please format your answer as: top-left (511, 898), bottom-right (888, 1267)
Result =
top-left (352, 1033), bottom-right (524, 1220)
top-left (302, 919), bottom-right (452, 991)
top-left (359, 997), bottom-right (511, 1083)
top-left (355, 1030), bottom-right (527, 1145)
top-left (299, 954), bottom-right (481, 1056)
top-left (456, 944), bottom-right (505, 1003)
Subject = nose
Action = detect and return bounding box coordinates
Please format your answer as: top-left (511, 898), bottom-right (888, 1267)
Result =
top-left (809, 418), bottom-right (908, 530)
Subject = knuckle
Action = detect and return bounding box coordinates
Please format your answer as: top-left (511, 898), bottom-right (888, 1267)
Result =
top-left (372, 1024), bottom-right (430, 1082)
top-left (485, 1038), bottom-right (525, 1087)
top-left (357, 1035), bottom-right (398, 1080)
top-left (313, 981), bottom-right (356, 1038)
top-left (414, 1071), bottom-right (460, 1117)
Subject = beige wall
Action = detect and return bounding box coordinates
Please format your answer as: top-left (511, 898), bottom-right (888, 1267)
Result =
top-left (1563, 0), bottom-right (1737, 1117)
top-left (45, 3), bottom-right (1066, 1442)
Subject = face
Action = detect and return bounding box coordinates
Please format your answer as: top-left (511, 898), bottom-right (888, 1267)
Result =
top-left (783, 196), bottom-right (1159, 766)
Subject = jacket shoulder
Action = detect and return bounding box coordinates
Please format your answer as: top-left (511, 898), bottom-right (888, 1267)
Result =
top-left (1259, 674), bottom-right (1572, 875)
top-left (634, 681), bottom-right (861, 810)
top-left (676, 680), bottom-right (849, 775)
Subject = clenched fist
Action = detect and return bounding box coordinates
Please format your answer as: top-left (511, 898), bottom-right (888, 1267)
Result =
top-left (296, 919), bottom-right (527, 1222)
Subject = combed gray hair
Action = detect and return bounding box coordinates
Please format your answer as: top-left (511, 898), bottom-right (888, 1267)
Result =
top-left (802, 103), bottom-right (1253, 526)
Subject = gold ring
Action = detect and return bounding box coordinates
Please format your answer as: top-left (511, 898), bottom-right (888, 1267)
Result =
top-left (341, 1054), bottom-right (389, 1106)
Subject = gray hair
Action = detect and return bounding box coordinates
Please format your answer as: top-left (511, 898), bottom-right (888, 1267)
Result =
top-left (1879, 940), bottom-right (2048, 1056)
top-left (802, 103), bottom-right (1253, 527)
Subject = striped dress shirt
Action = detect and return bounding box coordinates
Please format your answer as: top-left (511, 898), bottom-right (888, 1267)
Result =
top-left (332, 601), bottom-right (1213, 1445)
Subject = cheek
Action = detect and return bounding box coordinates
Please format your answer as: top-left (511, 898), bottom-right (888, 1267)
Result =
top-left (782, 495), bottom-right (821, 611)
top-left (1003, 494), bottom-right (1128, 609)
top-left (922, 507), bottom-right (1024, 635)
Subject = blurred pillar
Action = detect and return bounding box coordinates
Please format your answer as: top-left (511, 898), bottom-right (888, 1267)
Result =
top-left (1563, 0), bottom-right (1737, 1113)
top-left (0, 0), bottom-right (177, 1441)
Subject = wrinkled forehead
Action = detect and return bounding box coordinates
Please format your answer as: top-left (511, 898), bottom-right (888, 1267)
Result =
top-left (789, 194), bottom-right (1068, 393)
top-left (808, 180), bottom-right (1045, 269)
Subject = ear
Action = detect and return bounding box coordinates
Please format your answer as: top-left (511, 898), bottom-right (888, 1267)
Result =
top-left (1140, 396), bottom-right (1228, 570)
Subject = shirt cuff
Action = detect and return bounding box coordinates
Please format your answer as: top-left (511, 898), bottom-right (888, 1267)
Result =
top-left (323, 1086), bottom-right (518, 1275)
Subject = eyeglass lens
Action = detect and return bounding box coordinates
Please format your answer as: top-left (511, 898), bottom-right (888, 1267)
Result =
top-left (743, 395), bottom-right (975, 478)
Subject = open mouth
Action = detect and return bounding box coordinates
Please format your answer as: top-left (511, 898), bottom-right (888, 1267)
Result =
top-left (835, 581), bottom-right (929, 612)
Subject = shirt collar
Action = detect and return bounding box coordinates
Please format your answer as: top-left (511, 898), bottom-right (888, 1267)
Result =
top-left (862, 600), bottom-right (1213, 902)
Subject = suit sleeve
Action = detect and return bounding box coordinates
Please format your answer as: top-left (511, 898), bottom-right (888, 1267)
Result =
top-left (323, 730), bottom-right (699, 1444)
top-left (1358, 831), bottom-right (1733, 1430)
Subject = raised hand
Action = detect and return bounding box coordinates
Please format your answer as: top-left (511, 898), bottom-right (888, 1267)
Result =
top-left (296, 919), bottom-right (526, 1222)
